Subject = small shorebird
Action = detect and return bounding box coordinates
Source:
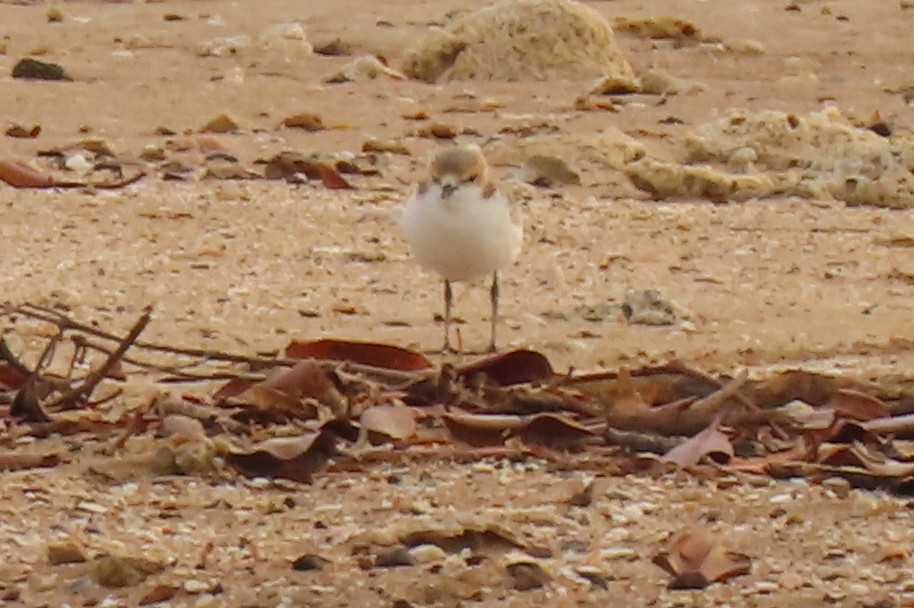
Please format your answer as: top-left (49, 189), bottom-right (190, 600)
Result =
top-left (401, 145), bottom-right (523, 353)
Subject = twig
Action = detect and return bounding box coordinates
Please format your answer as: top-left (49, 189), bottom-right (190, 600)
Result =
top-left (45, 308), bottom-right (151, 408)
top-left (663, 360), bottom-right (758, 411)
top-left (12, 304), bottom-right (426, 384)
top-left (0, 338), bottom-right (33, 376)
top-left (605, 426), bottom-right (682, 454)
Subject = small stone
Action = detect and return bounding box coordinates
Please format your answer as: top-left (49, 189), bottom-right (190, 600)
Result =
top-left (140, 145), bottom-right (166, 161)
top-left (291, 553), bottom-right (331, 571)
top-left (521, 155), bottom-right (581, 187)
top-left (822, 476), bottom-right (851, 499)
top-left (46, 7), bottom-right (64, 22)
top-left (281, 112), bottom-right (324, 131)
top-left (408, 544), bottom-right (448, 564)
top-left (47, 542), bottom-right (87, 565)
top-left (622, 289), bottom-right (681, 326)
top-left (751, 581), bottom-right (780, 594)
top-left (416, 122), bottom-right (457, 139)
top-left (506, 559), bottom-right (548, 591)
top-left (65, 153), bottom-right (93, 176)
top-left (313, 38), bottom-right (351, 56)
top-left (12, 57), bottom-right (71, 81)
top-left (93, 555), bottom-right (165, 588)
top-left (200, 113), bottom-right (242, 134)
top-left (362, 138), bottom-right (410, 155)
top-left (374, 546), bottom-right (414, 568)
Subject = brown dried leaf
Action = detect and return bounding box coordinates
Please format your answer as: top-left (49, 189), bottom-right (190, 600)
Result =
top-left (826, 389), bottom-right (891, 421)
top-left (443, 411), bottom-right (594, 448)
top-left (515, 413), bottom-right (597, 447)
top-left (0, 362), bottom-right (29, 390)
top-left (317, 162), bottom-right (354, 189)
top-left (286, 338), bottom-right (433, 371)
top-left (258, 360), bottom-right (348, 417)
top-left (457, 349), bottom-right (554, 387)
top-left (360, 404), bottom-right (417, 440)
top-left (5, 123), bottom-right (41, 138)
top-left (652, 525), bottom-right (750, 589)
top-left (225, 431), bottom-right (337, 482)
top-left (661, 421), bottom-right (734, 468)
top-left (0, 159), bottom-right (56, 187)
top-left (747, 370), bottom-right (839, 408)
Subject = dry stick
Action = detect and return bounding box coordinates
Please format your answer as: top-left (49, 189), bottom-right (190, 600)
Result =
top-left (663, 360), bottom-right (758, 411)
top-left (45, 308), bottom-right (151, 408)
top-left (687, 368), bottom-right (749, 419)
top-left (0, 338), bottom-right (34, 376)
top-left (13, 304), bottom-right (425, 384)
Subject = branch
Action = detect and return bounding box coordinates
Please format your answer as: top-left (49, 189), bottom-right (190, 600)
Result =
top-left (46, 308), bottom-right (151, 408)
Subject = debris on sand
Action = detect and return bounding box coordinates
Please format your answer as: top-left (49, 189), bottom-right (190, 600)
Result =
top-left (402, 0), bottom-right (634, 83)
top-left (623, 108), bottom-right (914, 207)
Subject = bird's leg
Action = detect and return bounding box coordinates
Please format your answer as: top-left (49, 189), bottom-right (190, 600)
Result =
top-left (487, 271), bottom-right (499, 353)
top-left (442, 279), bottom-right (454, 354)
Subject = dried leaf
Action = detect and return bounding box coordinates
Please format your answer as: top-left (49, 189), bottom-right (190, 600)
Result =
top-left (287, 338), bottom-right (433, 371)
top-left (317, 162), bottom-right (354, 189)
top-left (652, 525), bottom-right (750, 589)
top-left (5, 123), bottom-right (41, 138)
top-left (263, 151), bottom-right (321, 182)
top-left (661, 421), bottom-right (734, 468)
top-left (442, 411), bottom-right (594, 447)
top-left (0, 362), bottom-right (29, 390)
top-left (458, 349), bottom-right (555, 386)
top-left (0, 159), bottom-right (56, 187)
top-left (234, 360), bottom-right (347, 418)
top-left (360, 405), bottom-right (417, 440)
top-left (225, 431), bottom-right (337, 482)
top-left (747, 370), bottom-right (839, 408)
top-left (826, 389), bottom-right (891, 421)
top-left (514, 413), bottom-right (597, 447)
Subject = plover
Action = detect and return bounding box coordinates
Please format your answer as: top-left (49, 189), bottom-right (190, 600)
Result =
top-left (401, 145), bottom-right (523, 353)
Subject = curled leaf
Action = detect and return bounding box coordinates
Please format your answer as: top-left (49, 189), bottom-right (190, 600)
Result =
top-left (458, 349), bottom-right (555, 386)
top-left (317, 162), bottom-right (354, 189)
top-left (360, 405), bottom-right (417, 440)
top-left (661, 421), bottom-right (734, 468)
top-left (225, 431), bottom-right (336, 483)
top-left (653, 525), bottom-right (750, 589)
top-left (0, 159), bottom-right (56, 187)
top-left (287, 338), bottom-right (433, 371)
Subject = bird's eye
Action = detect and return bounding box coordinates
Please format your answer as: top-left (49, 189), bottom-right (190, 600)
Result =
top-left (462, 175), bottom-right (476, 184)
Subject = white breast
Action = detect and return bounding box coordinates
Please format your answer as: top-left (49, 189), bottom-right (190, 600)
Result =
top-left (400, 183), bottom-right (523, 282)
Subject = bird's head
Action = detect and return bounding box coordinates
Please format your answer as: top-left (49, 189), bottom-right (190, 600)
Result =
top-left (429, 145), bottom-right (488, 199)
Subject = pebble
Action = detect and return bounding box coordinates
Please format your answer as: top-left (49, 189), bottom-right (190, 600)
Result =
top-left (408, 544), bottom-right (448, 563)
top-left (822, 476), bottom-right (851, 499)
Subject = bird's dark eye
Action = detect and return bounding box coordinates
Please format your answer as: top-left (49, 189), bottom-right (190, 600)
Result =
top-left (462, 176), bottom-right (476, 184)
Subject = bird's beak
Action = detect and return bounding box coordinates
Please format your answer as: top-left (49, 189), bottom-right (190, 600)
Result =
top-left (439, 176), bottom-right (459, 199)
